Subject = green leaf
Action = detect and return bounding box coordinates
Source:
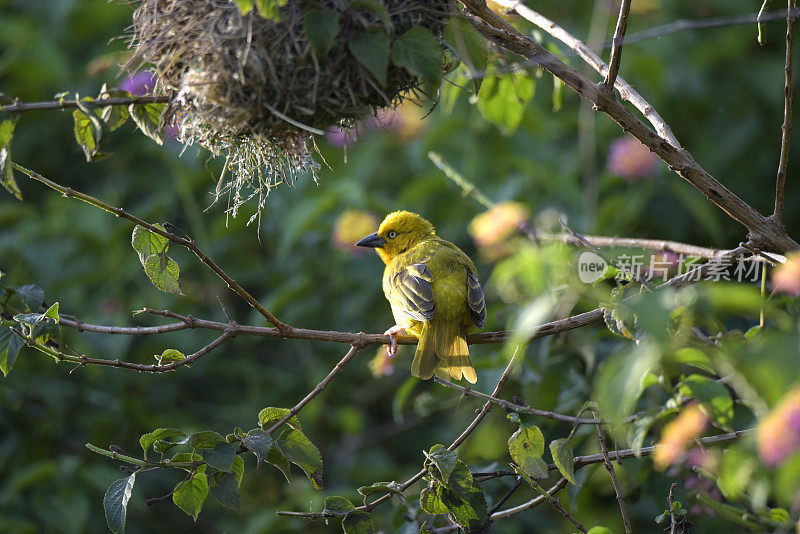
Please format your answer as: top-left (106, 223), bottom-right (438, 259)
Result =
top-left (201, 442), bottom-right (237, 472)
top-left (594, 341), bottom-right (659, 426)
top-left (131, 225), bottom-right (169, 266)
top-left (424, 444), bottom-right (458, 482)
top-left (255, 0), bottom-right (288, 21)
top-left (155, 348), bottom-right (185, 365)
top-left (258, 406), bottom-right (302, 431)
top-left (233, 0), bottom-right (254, 15)
top-left (443, 17), bottom-right (488, 91)
top-left (392, 27), bottom-right (442, 91)
top-left (586, 528), bottom-right (614, 534)
top-left (679, 375), bottom-right (733, 428)
top-left (357, 481), bottom-right (402, 501)
top-left (348, 30), bottom-right (390, 86)
top-left (266, 444), bottom-right (291, 483)
top-left (243, 429), bottom-right (273, 464)
top-left (143, 253), bottom-right (183, 294)
top-left (323, 495), bottom-right (356, 516)
top-left (349, 0), bottom-right (390, 28)
top-left (420, 485), bottom-right (449, 515)
top-left (275, 428), bottom-right (323, 489)
top-left (477, 70), bottom-right (535, 135)
top-left (73, 108), bottom-right (102, 161)
top-left (627, 407), bottom-right (676, 457)
top-left (439, 483), bottom-right (487, 532)
top-left (0, 326), bottom-right (24, 377)
top-left (342, 510), bottom-right (374, 534)
top-left (231, 455), bottom-right (245, 486)
top-left (508, 426), bottom-right (548, 478)
top-left (181, 430), bottom-right (225, 450)
top-left (14, 284), bottom-right (44, 310)
top-left (0, 119), bottom-right (15, 148)
top-left (128, 102), bottom-right (165, 145)
top-left (0, 146), bottom-right (22, 200)
top-left (210, 472), bottom-right (241, 510)
top-left (303, 9), bottom-right (340, 57)
top-left (103, 474), bottom-right (135, 534)
top-left (140, 428), bottom-right (186, 459)
top-left (42, 302), bottom-right (59, 321)
top-left (173, 469), bottom-right (209, 521)
top-left (99, 89), bottom-right (131, 131)
top-left (549, 438), bottom-right (578, 486)
top-left (446, 462), bottom-right (474, 499)
top-left (673, 347), bottom-right (715, 373)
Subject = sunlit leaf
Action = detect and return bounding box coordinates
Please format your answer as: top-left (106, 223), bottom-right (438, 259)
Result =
top-left (103, 474), bottom-right (135, 534)
top-left (172, 468), bottom-right (208, 521)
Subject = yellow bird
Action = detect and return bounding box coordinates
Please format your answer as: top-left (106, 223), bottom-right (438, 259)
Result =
top-left (356, 211), bottom-right (486, 383)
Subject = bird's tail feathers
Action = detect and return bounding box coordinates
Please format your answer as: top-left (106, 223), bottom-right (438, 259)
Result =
top-left (412, 320), bottom-right (476, 384)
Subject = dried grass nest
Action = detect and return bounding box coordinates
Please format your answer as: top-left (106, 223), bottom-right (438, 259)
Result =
top-left (126, 0), bottom-right (453, 219)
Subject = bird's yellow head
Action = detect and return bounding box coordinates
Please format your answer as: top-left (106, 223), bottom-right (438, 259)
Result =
top-left (355, 210), bottom-right (436, 264)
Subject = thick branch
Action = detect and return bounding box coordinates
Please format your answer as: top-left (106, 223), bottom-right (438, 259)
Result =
top-left (462, 10), bottom-right (799, 252)
top-left (490, 0), bottom-right (680, 148)
top-left (774, 0), bottom-right (797, 220)
top-left (604, 0), bottom-right (632, 92)
top-left (0, 95), bottom-right (170, 113)
top-left (13, 164), bottom-right (288, 330)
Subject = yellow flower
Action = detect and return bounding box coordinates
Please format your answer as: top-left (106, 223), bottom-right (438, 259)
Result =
top-left (469, 202), bottom-right (529, 261)
top-left (332, 210), bottom-right (379, 252)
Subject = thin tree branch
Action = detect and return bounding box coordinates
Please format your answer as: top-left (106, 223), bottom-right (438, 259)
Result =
top-left (488, 477), bottom-right (569, 521)
top-left (603, 0), bottom-right (632, 92)
top-left (667, 482), bottom-right (678, 534)
top-left (463, 4), bottom-right (800, 253)
top-left (489, 0), bottom-right (681, 148)
top-left (774, 0), bottom-right (797, 221)
top-left (12, 163), bottom-right (289, 331)
top-left (618, 8), bottom-right (800, 48)
top-left (487, 478), bottom-right (524, 516)
top-left (433, 377), bottom-right (615, 424)
top-left (592, 410), bottom-right (632, 534)
top-left (0, 95), bottom-right (170, 113)
top-left (17, 328), bottom-right (234, 372)
top-left (266, 344), bottom-right (363, 435)
top-left (58, 308), bottom-right (605, 348)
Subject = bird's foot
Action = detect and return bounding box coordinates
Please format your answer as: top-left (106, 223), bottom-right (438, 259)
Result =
top-left (383, 325), bottom-right (407, 358)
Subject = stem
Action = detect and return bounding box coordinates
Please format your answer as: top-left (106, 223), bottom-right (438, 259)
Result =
top-left (774, 0), bottom-right (796, 220)
top-left (1, 95), bottom-right (170, 114)
top-left (604, 0), bottom-right (632, 92)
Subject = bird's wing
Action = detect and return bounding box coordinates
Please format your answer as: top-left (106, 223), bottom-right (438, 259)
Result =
top-left (385, 261), bottom-right (436, 323)
top-left (466, 269), bottom-right (487, 329)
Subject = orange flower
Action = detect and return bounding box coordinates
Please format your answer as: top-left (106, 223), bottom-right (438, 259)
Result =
top-left (758, 387), bottom-right (800, 467)
top-left (654, 404), bottom-right (708, 470)
top-left (772, 252), bottom-right (800, 297)
top-left (469, 202), bottom-right (529, 261)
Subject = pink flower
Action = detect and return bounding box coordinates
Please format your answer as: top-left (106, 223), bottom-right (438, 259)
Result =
top-left (119, 71), bottom-right (156, 96)
top-left (468, 202), bottom-right (529, 261)
top-left (758, 387), bottom-right (800, 466)
top-left (326, 126), bottom-right (359, 148)
top-left (654, 404), bottom-right (708, 470)
top-left (772, 252), bottom-right (800, 297)
top-left (607, 136), bottom-right (658, 181)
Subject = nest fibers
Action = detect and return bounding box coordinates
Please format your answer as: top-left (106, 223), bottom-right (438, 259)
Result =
top-left (127, 0), bottom-right (452, 221)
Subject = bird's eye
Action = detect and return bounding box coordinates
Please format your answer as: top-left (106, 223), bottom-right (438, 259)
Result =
top-left (388, 231), bottom-right (397, 239)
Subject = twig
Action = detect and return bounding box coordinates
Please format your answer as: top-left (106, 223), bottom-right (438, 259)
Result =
top-left (489, 0), bottom-right (681, 148)
top-left (489, 477), bottom-right (569, 521)
top-left (530, 477), bottom-right (587, 532)
top-left (434, 377), bottom-right (615, 424)
top-left (487, 478), bottom-right (524, 516)
top-left (0, 95), bottom-right (170, 114)
top-left (774, 0), bottom-right (797, 221)
top-left (266, 344), bottom-right (363, 435)
top-left (603, 0), bottom-right (632, 92)
top-left (667, 482), bottom-right (678, 534)
top-left (462, 4), bottom-right (800, 253)
top-left (618, 8), bottom-right (800, 48)
top-left (17, 328), bottom-right (233, 373)
top-left (12, 163), bottom-right (289, 331)
top-left (592, 409), bottom-right (632, 534)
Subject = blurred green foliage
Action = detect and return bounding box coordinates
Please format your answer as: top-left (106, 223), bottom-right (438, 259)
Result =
top-left (2, 0), bottom-right (800, 532)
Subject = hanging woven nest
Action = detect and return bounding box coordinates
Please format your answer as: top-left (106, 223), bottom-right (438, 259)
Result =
top-left (126, 0), bottom-right (453, 219)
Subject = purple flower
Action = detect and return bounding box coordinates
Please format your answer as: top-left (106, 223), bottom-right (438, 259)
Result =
top-left (326, 126), bottom-right (359, 149)
top-left (119, 71), bottom-right (155, 96)
top-left (607, 136), bottom-right (658, 181)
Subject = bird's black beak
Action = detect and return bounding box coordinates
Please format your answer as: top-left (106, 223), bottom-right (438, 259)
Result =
top-left (355, 232), bottom-right (386, 248)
